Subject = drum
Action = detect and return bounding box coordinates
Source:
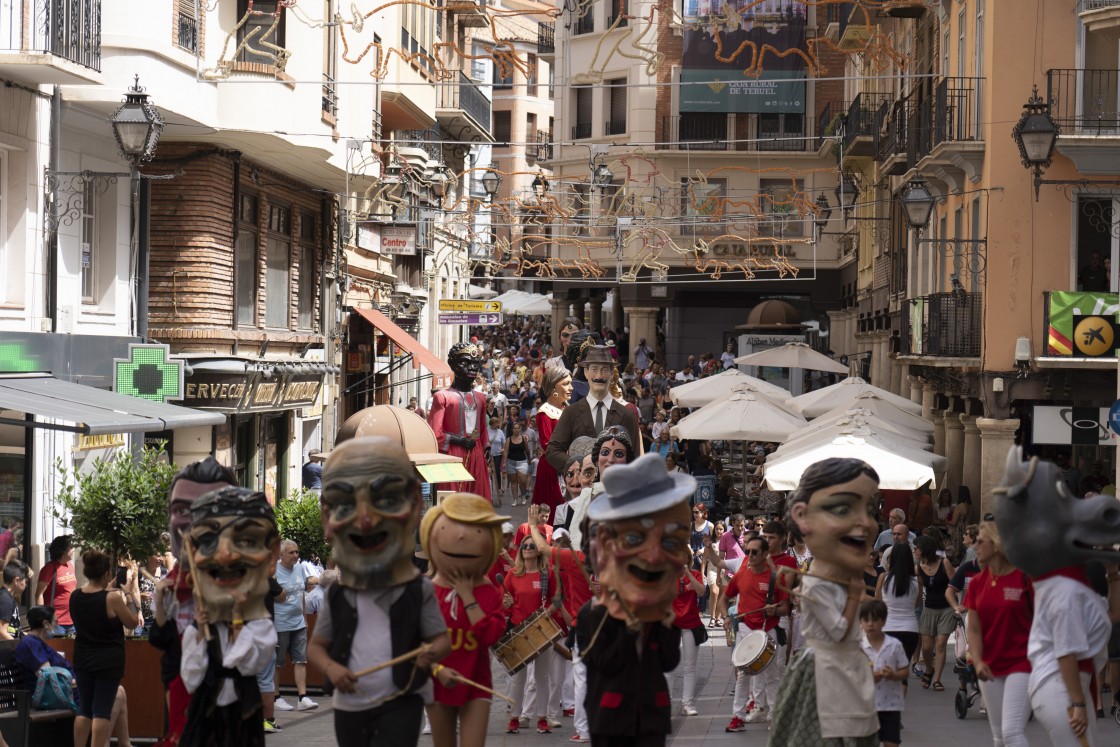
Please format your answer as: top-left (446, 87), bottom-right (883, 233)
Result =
top-left (491, 608), bottom-right (564, 675)
top-left (731, 630), bottom-right (776, 676)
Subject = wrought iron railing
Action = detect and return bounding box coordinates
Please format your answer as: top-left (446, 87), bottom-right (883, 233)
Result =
top-left (534, 130), bottom-right (553, 160)
top-left (394, 127), bottom-right (442, 162)
top-left (176, 8), bottom-right (199, 53)
top-left (537, 22), bottom-right (554, 54)
top-left (0, 0), bottom-right (102, 71)
top-left (844, 92), bottom-right (889, 148)
top-left (659, 114), bottom-right (729, 150)
top-left (605, 119), bottom-right (627, 135)
top-left (904, 292), bottom-right (982, 357)
top-left (438, 72), bottom-right (492, 133)
top-left (818, 101), bottom-right (846, 149)
top-left (607, 0), bottom-right (628, 27)
top-left (572, 122), bottom-right (592, 139)
top-left (1082, 0), bottom-right (1120, 11)
top-left (908, 77), bottom-right (982, 161)
top-left (1047, 68), bottom-right (1120, 133)
top-left (322, 74), bottom-right (339, 118)
top-left (574, 9), bottom-right (594, 35)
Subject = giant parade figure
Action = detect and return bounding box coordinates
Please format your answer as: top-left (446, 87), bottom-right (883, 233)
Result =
top-left (429, 342), bottom-right (492, 503)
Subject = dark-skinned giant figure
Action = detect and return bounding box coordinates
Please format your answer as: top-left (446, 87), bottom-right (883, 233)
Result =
top-left (428, 342), bottom-right (492, 503)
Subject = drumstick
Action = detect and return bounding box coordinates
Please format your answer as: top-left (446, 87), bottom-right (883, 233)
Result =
top-left (351, 644), bottom-right (429, 678)
top-left (182, 538), bottom-right (210, 642)
top-left (435, 667), bottom-right (515, 704)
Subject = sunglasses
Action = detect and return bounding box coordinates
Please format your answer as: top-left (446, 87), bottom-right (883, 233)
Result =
top-left (745, 549), bottom-right (764, 556)
top-left (521, 543), bottom-right (537, 550)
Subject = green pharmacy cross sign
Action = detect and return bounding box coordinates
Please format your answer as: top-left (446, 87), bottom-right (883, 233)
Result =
top-left (114, 344), bottom-right (184, 403)
top-left (0, 343), bottom-right (39, 373)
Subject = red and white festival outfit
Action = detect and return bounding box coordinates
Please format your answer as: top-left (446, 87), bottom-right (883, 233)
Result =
top-left (428, 387), bottom-right (492, 503)
top-left (725, 564), bottom-right (788, 719)
top-left (432, 581), bottom-right (506, 706)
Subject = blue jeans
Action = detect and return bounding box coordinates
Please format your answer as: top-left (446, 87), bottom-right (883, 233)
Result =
top-left (54, 624), bottom-right (76, 637)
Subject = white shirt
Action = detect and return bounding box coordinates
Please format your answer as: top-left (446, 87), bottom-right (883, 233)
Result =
top-left (181, 619), bottom-right (277, 706)
top-left (1027, 575), bottom-right (1111, 697)
top-left (861, 633), bottom-right (908, 712)
top-left (584, 393), bottom-right (614, 431)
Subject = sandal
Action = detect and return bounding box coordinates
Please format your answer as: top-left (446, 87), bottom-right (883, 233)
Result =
top-left (932, 681), bottom-right (944, 692)
top-left (921, 675), bottom-right (932, 689)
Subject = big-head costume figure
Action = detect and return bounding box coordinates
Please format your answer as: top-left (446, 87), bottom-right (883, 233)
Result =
top-left (429, 342), bottom-right (492, 503)
top-left (180, 487), bottom-right (281, 747)
top-left (577, 452), bottom-right (693, 746)
top-left (545, 344), bottom-right (639, 475)
top-left (307, 437), bottom-right (450, 746)
top-left (994, 448), bottom-right (1120, 746)
top-left (420, 493), bottom-right (510, 747)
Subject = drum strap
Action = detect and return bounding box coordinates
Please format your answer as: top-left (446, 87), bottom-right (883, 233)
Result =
top-left (766, 570), bottom-right (776, 607)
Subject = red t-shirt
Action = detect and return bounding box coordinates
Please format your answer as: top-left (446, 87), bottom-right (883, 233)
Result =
top-left (503, 568), bottom-right (548, 627)
top-left (513, 523), bottom-right (553, 549)
top-left (771, 552), bottom-right (797, 573)
top-left (962, 568), bottom-right (1033, 678)
top-left (550, 547), bottom-right (592, 624)
top-left (39, 560), bottom-right (76, 625)
top-left (725, 564), bottom-right (787, 632)
top-left (672, 569), bottom-right (704, 630)
top-left (432, 581), bottom-right (507, 706)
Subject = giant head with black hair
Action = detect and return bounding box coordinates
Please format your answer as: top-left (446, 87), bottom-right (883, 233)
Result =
top-left (168, 456), bottom-right (236, 560)
top-left (787, 457), bottom-right (880, 579)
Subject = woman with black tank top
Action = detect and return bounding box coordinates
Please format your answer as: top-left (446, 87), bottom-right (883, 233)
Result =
top-left (70, 549), bottom-right (139, 747)
top-left (914, 535), bottom-right (956, 691)
top-left (503, 421), bottom-right (531, 506)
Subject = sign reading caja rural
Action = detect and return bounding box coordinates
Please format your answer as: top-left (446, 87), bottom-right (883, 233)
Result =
top-left (439, 299), bottom-right (502, 313)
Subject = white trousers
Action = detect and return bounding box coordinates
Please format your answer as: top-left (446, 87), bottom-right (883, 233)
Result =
top-left (733, 625), bottom-right (781, 717)
top-left (509, 649), bottom-right (555, 719)
top-left (977, 671), bottom-right (1031, 747)
top-left (561, 657), bottom-right (575, 710)
top-left (1030, 671), bottom-right (1099, 747)
top-left (669, 626), bottom-right (699, 707)
top-left (548, 646), bottom-right (566, 716)
top-left (573, 642), bottom-right (589, 737)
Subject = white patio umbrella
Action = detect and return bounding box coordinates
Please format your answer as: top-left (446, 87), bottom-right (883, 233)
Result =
top-left (764, 433), bottom-right (949, 491)
top-left (780, 412), bottom-right (932, 450)
top-left (670, 388), bottom-right (807, 442)
top-left (734, 342), bottom-right (849, 374)
top-left (775, 423), bottom-right (932, 460)
top-left (790, 377), bottom-right (923, 419)
top-left (668, 368), bottom-right (792, 408)
top-left (811, 393), bottom-right (934, 435)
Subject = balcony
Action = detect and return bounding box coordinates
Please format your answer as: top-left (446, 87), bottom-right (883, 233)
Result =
top-left (436, 71), bottom-right (493, 142)
top-left (534, 130), bottom-right (554, 161)
top-left (574, 9), bottom-right (594, 35)
top-left (607, 0), bottom-right (628, 28)
top-left (903, 292), bottom-right (982, 361)
top-left (1080, 0), bottom-right (1120, 33)
top-left (572, 122), bottom-right (592, 139)
top-left (389, 127), bottom-right (443, 166)
top-left (1047, 68), bottom-right (1120, 174)
top-left (444, 0), bottom-right (488, 28)
top-left (605, 119), bottom-right (627, 136)
top-left (914, 77), bottom-right (984, 188)
top-left (537, 23), bottom-right (555, 58)
top-left (843, 93), bottom-right (889, 158)
top-left (0, 0), bottom-right (102, 85)
top-left (660, 114), bottom-right (729, 150)
top-left (322, 74), bottom-right (339, 124)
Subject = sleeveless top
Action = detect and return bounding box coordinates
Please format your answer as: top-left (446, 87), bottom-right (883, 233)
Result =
top-left (919, 561), bottom-right (951, 609)
top-left (507, 436), bottom-right (528, 461)
top-left (70, 588), bottom-right (125, 678)
top-left (882, 575), bottom-right (920, 633)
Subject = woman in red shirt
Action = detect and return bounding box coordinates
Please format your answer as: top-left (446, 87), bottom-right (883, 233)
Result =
top-left (962, 521), bottom-right (1032, 747)
top-left (502, 538), bottom-right (559, 734)
top-left (672, 567), bottom-right (708, 717)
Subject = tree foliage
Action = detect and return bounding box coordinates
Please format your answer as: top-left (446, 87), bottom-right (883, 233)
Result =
top-left (274, 488), bottom-right (330, 563)
top-left (54, 445), bottom-right (177, 563)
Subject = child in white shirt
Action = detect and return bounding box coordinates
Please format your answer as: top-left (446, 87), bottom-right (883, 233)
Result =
top-left (860, 600), bottom-right (910, 747)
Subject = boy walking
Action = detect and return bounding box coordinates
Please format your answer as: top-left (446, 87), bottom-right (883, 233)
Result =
top-left (860, 600), bottom-right (909, 747)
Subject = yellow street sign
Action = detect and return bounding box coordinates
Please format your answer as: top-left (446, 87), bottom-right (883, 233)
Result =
top-left (438, 299), bottom-right (502, 312)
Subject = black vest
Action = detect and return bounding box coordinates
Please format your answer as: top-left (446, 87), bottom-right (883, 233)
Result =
top-left (327, 576), bottom-right (430, 694)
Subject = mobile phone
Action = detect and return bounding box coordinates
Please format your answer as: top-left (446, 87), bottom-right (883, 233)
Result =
top-left (116, 567), bottom-right (129, 587)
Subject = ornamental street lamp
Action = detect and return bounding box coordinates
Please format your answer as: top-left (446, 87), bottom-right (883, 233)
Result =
top-left (481, 169), bottom-right (501, 198)
top-left (900, 175), bottom-right (936, 231)
top-left (835, 171), bottom-right (859, 214)
top-left (531, 173), bottom-right (549, 196)
top-left (813, 193), bottom-right (832, 239)
top-left (593, 162), bottom-right (613, 190)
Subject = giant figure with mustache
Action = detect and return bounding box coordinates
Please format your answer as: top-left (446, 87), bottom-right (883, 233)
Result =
top-left (179, 486), bottom-right (281, 747)
top-left (307, 437), bottom-right (451, 747)
top-left (545, 344), bottom-right (639, 475)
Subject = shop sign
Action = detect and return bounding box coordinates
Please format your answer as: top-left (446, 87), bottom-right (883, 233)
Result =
top-left (279, 377), bottom-right (323, 408)
top-left (382, 225), bottom-right (417, 256)
top-left (73, 434), bottom-right (126, 452)
top-left (1033, 405), bottom-right (1113, 446)
top-left (357, 223), bottom-right (381, 253)
top-left (1046, 291), bottom-right (1120, 357)
top-left (182, 373), bottom-right (252, 410)
top-left (248, 380), bottom-right (283, 410)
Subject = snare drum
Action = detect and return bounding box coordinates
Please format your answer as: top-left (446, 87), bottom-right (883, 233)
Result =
top-left (491, 608), bottom-right (563, 675)
top-left (731, 630), bottom-right (777, 676)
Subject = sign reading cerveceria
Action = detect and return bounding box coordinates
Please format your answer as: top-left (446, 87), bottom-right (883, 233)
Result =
top-left (182, 373), bottom-right (323, 411)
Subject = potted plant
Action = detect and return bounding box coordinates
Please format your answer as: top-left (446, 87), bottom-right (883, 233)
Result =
top-left (54, 444), bottom-right (177, 565)
top-left (274, 488), bottom-right (330, 566)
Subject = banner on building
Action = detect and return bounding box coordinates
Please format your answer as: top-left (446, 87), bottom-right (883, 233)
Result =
top-left (679, 1), bottom-right (806, 114)
top-left (382, 225), bottom-right (418, 256)
top-left (1032, 405), bottom-right (1114, 446)
top-left (1045, 291), bottom-right (1120, 356)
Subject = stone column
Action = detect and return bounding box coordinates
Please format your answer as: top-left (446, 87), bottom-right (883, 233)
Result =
top-left (943, 409), bottom-right (965, 496)
top-left (627, 307), bottom-right (659, 367)
top-left (977, 418), bottom-right (1020, 520)
top-left (932, 408), bottom-right (946, 457)
top-left (909, 376), bottom-right (923, 405)
top-left (891, 359), bottom-right (905, 397)
top-left (921, 384), bottom-right (935, 421)
top-left (879, 334), bottom-right (893, 391)
top-left (868, 335), bottom-right (882, 387)
top-left (588, 294), bottom-right (604, 333)
top-left (550, 296), bottom-right (569, 349)
top-left (960, 415), bottom-right (981, 519)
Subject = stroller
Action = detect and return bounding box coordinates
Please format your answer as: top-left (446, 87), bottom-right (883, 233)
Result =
top-left (951, 613), bottom-right (982, 719)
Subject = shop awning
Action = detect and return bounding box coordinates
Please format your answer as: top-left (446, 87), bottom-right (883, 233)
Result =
top-left (352, 308), bottom-right (453, 389)
top-left (0, 375), bottom-right (225, 434)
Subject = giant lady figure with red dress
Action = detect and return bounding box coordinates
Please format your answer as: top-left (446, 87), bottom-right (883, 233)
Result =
top-left (429, 342), bottom-right (492, 503)
top-left (533, 365), bottom-right (572, 523)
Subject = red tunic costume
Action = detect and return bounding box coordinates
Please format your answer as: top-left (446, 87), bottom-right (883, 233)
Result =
top-left (428, 387), bottom-right (492, 502)
top-left (432, 581), bottom-right (507, 706)
top-left (533, 403), bottom-right (565, 522)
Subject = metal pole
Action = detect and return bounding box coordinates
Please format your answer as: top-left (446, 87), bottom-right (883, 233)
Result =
top-left (136, 171), bottom-right (150, 338)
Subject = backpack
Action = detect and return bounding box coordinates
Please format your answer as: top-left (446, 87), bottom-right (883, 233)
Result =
top-left (32, 665), bottom-right (79, 712)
